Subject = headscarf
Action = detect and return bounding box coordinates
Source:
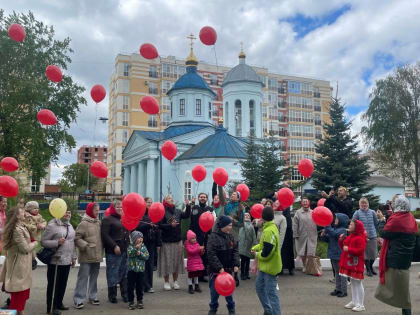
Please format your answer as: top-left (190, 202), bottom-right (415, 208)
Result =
top-left (162, 199), bottom-right (175, 210)
top-left (86, 202), bottom-right (96, 218)
top-left (393, 195), bottom-right (410, 212)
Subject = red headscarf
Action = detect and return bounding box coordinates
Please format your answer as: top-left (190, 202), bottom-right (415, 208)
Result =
top-left (379, 212), bottom-right (418, 284)
top-left (86, 202), bottom-right (96, 218)
top-left (162, 199), bottom-right (174, 209)
top-left (108, 203), bottom-right (118, 216)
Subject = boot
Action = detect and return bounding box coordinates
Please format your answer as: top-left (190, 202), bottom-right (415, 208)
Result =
top-left (365, 260), bottom-right (373, 277)
top-left (195, 284), bottom-right (202, 293)
top-left (120, 278), bottom-right (128, 302)
top-left (402, 309), bottom-right (411, 315)
top-left (108, 286), bottom-right (117, 303)
top-left (188, 285), bottom-right (195, 294)
top-left (370, 260), bottom-right (377, 275)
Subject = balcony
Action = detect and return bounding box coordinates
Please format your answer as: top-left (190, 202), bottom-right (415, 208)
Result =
top-left (148, 88), bottom-right (158, 95)
top-left (314, 92), bottom-right (321, 98)
top-left (315, 120), bottom-right (322, 126)
top-left (149, 71), bottom-right (159, 78)
top-left (279, 130), bottom-right (288, 137)
top-left (316, 134), bottom-right (322, 140)
top-left (278, 116), bottom-right (288, 123)
top-left (314, 106), bottom-right (321, 112)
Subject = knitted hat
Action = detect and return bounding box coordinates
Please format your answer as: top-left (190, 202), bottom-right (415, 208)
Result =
top-left (218, 215), bottom-right (232, 229)
top-left (86, 202), bottom-right (96, 218)
top-left (130, 231), bottom-right (143, 244)
top-left (262, 206), bottom-right (274, 221)
top-left (394, 195), bottom-right (410, 212)
top-left (25, 201), bottom-right (39, 212)
top-left (187, 230), bottom-right (196, 240)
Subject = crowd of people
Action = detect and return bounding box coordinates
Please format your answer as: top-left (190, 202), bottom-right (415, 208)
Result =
top-left (0, 183), bottom-right (418, 315)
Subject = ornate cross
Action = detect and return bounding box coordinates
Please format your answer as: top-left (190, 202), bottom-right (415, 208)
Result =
top-left (187, 33), bottom-right (196, 50)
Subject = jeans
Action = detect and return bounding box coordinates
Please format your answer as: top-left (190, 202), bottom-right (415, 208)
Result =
top-left (127, 270), bottom-right (144, 303)
top-left (240, 255), bottom-right (250, 277)
top-left (331, 259), bottom-right (347, 294)
top-left (73, 262), bottom-right (100, 304)
top-left (209, 274), bottom-right (235, 312)
top-left (255, 271), bottom-right (281, 315)
top-left (47, 264), bottom-right (71, 311)
top-left (105, 252), bottom-right (128, 287)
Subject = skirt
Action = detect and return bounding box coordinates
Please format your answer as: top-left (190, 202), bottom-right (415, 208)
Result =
top-left (10, 288), bottom-right (30, 311)
top-left (375, 268), bottom-right (411, 309)
top-left (365, 238), bottom-right (378, 260)
top-left (158, 241), bottom-right (185, 277)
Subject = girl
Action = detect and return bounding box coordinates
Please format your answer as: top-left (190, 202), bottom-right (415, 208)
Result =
top-left (185, 230), bottom-right (205, 294)
top-left (339, 220), bottom-right (367, 312)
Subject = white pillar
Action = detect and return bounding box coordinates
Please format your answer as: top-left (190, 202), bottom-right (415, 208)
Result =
top-left (137, 162), bottom-right (143, 195)
top-left (130, 164), bottom-right (137, 193)
top-left (146, 159), bottom-right (155, 199)
top-left (123, 166), bottom-right (130, 194)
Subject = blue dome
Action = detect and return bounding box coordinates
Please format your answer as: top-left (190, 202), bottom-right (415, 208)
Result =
top-left (167, 66), bottom-right (216, 96)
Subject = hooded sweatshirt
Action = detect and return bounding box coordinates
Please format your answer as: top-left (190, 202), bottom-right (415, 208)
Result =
top-left (324, 213), bottom-right (350, 260)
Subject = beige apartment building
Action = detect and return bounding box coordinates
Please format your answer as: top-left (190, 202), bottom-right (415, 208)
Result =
top-left (107, 52), bottom-right (332, 194)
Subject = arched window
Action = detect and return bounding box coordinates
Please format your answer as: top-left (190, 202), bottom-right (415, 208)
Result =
top-left (235, 99), bottom-right (242, 136)
top-left (225, 101), bottom-right (229, 126)
top-left (249, 100), bottom-right (255, 135)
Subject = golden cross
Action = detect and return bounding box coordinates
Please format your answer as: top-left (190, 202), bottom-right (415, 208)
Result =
top-left (240, 41), bottom-right (244, 51)
top-left (187, 33), bottom-right (196, 50)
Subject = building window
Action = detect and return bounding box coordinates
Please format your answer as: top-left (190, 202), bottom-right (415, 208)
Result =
top-left (302, 97), bottom-right (313, 110)
top-left (208, 102), bottom-right (212, 119)
top-left (268, 78), bottom-right (278, 91)
top-left (149, 82), bottom-right (158, 94)
top-left (235, 100), bottom-right (242, 136)
top-left (122, 112), bottom-right (129, 126)
top-left (84, 159), bottom-right (88, 163)
top-left (209, 73), bottom-right (218, 85)
top-left (179, 99), bottom-right (185, 116)
top-left (314, 87), bottom-right (320, 98)
top-left (292, 168), bottom-right (304, 181)
top-left (195, 99), bottom-right (202, 116)
top-left (269, 107), bottom-right (278, 120)
top-left (269, 93), bottom-right (278, 106)
top-left (148, 115), bottom-right (158, 127)
top-left (161, 112), bottom-right (171, 127)
top-left (161, 97), bottom-right (171, 111)
top-left (122, 129), bottom-right (128, 143)
top-left (314, 113), bottom-right (321, 126)
top-left (314, 99), bottom-right (321, 111)
top-left (31, 177), bottom-right (40, 192)
top-left (315, 128), bottom-right (322, 140)
top-left (123, 63), bottom-right (130, 76)
top-left (301, 82), bottom-right (313, 96)
top-left (149, 65), bottom-right (158, 78)
top-left (161, 81), bottom-right (173, 94)
top-left (184, 181), bottom-right (192, 201)
top-left (249, 100), bottom-right (255, 134)
top-left (288, 81), bottom-right (301, 94)
top-left (123, 96), bottom-right (129, 109)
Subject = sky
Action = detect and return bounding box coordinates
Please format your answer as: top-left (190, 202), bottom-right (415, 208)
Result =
top-left (3, 0), bottom-right (420, 183)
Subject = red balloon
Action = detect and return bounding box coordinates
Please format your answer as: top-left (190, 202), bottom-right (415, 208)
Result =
top-left (140, 96), bottom-right (159, 115)
top-left (0, 175), bottom-right (19, 197)
top-left (37, 109), bottom-right (57, 125)
top-left (199, 26), bottom-right (217, 46)
top-left (236, 183), bottom-right (249, 201)
top-left (8, 24), bottom-right (26, 42)
top-left (104, 208), bottom-right (111, 217)
top-left (45, 65), bottom-right (63, 83)
top-left (122, 192), bottom-right (146, 220)
top-left (317, 198), bottom-right (326, 207)
top-left (277, 188), bottom-right (295, 208)
top-left (192, 165), bottom-right (207, 182)
top-left (0, 157), bottom-right (19, 172)
top-left (212, 167), bottom-right (228, 186)
top-left (161, 141), bottom-right (177, 161)
top-left (140, 43), bottom-right (159, 59)
top-left (199, 211), bottom-right (215, 232)
top-left (298, 158), bottom-right (314, 178)
top-left (90, 161), bottom-right (108, 178)
top-left (91, 85), bottom-right (106, 103)
top-left (149, 202), bottom-right (165, 223)
top-left (121, 215), bottom-right (139, 231)
top-left (250, 203), bottom-right (264, 219)
top-left (215, 272), bottom-right (236, 296)
top-left (312, 206), bottom-right (333, 227)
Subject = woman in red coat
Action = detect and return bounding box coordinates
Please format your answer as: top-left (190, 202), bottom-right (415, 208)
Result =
top-left (339, 220), bottom-right (367, 312)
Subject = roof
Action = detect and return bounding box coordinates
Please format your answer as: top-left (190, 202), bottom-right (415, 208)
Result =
top-left (177, 125), bottom-right (247, 161)
top-left (133, 124), bottom-right (209, 142)
top-left (167, 65), bottom-right (216, 96)
top-left (367, 175), bottom-right (405, 188)
top-left (222, 62), bottom-right (264, 87)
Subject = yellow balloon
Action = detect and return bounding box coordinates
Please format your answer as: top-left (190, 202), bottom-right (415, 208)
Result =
top-left (49, 198), bottom-right (67, 219)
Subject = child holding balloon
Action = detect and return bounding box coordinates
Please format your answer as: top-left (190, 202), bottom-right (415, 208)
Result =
top-left (185, 230), bottom-right (205, 294)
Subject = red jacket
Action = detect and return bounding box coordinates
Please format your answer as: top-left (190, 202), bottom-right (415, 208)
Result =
top-left (185, 240), bottom-right (204, 272)
top-left (339, 220), bottom-right (367, 280)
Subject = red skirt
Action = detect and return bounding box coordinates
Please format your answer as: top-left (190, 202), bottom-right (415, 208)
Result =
top-left (10, 288), bottom-right (30, 311)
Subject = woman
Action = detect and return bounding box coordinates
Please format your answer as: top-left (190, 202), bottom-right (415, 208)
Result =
top-left (158, 195), bottom-right (191, 290)
top-left (73, 202), bottom-right (103, 309)
top-left (0, 207), bottom-right (37, 315)
top-left (41, 209), bottom-right (76, 314)
top-left (375, 195), bottom-right (418, 315)
top-left (101, 199), bottom-right (129, 303)
top-left (137, 197), bottom-right (161, 293)
top-left (280, 206), bottom-right (295, 275)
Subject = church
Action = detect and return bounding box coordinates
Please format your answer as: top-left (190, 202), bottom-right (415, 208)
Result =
top-left (122, 43), bottom-right (264, 203)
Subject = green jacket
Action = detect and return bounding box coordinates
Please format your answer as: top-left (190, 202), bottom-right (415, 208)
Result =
top-left (127, 243), bottom-right (149, 272)
top-left (252, 221), bottom-right (282, 276)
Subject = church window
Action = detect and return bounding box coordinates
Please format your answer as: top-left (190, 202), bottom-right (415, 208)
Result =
top-left (179, 99), bottom-right (185, 116)
top-left (184, 181), bottom-right (192, 201)
top-left (195, 99), bottom-right (202, 116)
top-left (249, 100), bottom-right (255, 135)
top-left (170, 102), bottom-right (173, 118)
top-left (235, 100), bottom-right (242, 136)
top-left (208, 102), bottom-right (212, 119)
top-left (225, 102), bottom-right (229, 125)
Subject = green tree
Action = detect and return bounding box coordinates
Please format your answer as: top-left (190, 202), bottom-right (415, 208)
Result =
top-left (240, 135), bottom-right (261, 198)
top-left (312, 98), bottom-right (378, 208)
top-left (58, 163), bottom-right (97, 193)
top-left (0, 11), bottom-right (86, 182)
top-left (362, 63), bottom-right (420, 197)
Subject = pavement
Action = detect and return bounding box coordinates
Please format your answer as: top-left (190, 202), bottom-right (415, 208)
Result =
top-left (7, 265), bottom-right (420, 315)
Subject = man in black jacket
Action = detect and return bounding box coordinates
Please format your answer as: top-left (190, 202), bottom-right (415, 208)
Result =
top-left (322, 186), bottom-right (353, 218)
top-left (207, 215), bottom-right (240, 315)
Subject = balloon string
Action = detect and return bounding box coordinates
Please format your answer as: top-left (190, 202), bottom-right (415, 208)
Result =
top-left (93, 102), bottom-right (98, 144)
top-left (212, 45), bottom-right (219, 72)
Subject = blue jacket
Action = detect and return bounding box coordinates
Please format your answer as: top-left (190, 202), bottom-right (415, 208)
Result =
top-left (324, 213), bottom-right (350, 260)
top-left (353, 208), bottom-right (378, 239)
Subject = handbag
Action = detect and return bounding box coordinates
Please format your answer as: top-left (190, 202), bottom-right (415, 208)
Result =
top-left (37, 223), bottom-right (69, 264)
top-left (304, 255), bottom-right (322, 277)
top-left (250, 259), bottom-right (259, 275)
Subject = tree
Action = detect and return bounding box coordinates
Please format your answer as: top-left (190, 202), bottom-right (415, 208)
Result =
top-left (0, 11), bottom-right (86, 182)
top-left (240, 134), bottom-right (261, 197)
top-left (362, 63), bottom-right (420, 197)
top-left (58, 163), bottom-right (97, 193)
top-left (312, 98), bottom-right (378, 207)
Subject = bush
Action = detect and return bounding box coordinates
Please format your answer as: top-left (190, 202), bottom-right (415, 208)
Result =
top-left (316, 241), bottom-right (328, 259)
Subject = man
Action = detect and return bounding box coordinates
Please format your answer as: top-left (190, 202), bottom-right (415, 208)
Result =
top-left (292, 197), bottom-right (318, 271)
top-left (190, 193), bottom-right (214, 282)
top-left (252, 207), bottom-right (282, 315)
top-left (322, 186), bottom-right (353, 218)
top-left (207, 215), bottom-right (240, 315)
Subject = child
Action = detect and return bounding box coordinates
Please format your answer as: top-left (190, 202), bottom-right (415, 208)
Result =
top-left (323, 213), bottom-right (349, 297)
top-left (238, 212), bottom-right (256, 280)
top-left (127, 231), bottom-right (149, 310)
top-left (185, 230), bottom-right (205, 294)
top-left (206, 215), bottom-right (240, 315)
top-left (23, 201), bottom-right (46, 269)
top-left (339, 219), bottom-right (367, 312)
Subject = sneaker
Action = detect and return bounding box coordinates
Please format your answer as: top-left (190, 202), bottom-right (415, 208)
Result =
top-left (147, 288), bottom-right (154, 293)
top-left (164, 282), bottom-right (171, 291)
top-left (90, 300), bottom-right (100, 305)
top-left (128, 303), bottom-right (136, 310)
top-left (345, 302), bottom-right (355, 309)
top-left (137, 302), bottom-right (144, 309)
top-left (173, 281), bottom-right (180, 290)
top-left (276, 283), bottom-right (279, 291)
top-left (74, 303), bottom-right (84, 309)
top-left (352, 305), bottom-right (365, 312)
